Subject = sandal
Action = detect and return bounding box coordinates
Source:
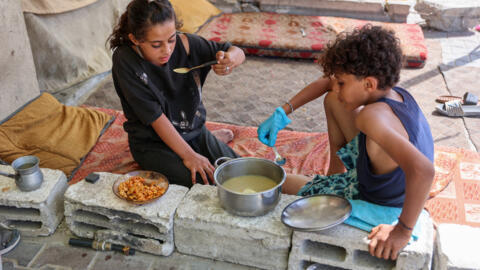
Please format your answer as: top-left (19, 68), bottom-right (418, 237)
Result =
top-left (0, 228), bottom-right (20, 255)
top-left (435, 100), bottom-right (480, 117)
top-left (435, 92), bottom-right (478, 105)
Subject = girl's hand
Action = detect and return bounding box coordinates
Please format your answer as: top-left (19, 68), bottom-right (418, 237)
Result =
top-left (367, 224), bottom-right (411, 260)
top-left (182, 152), bottom-right (215, 185)
top-left (212, 51), bottom-right (233, 75)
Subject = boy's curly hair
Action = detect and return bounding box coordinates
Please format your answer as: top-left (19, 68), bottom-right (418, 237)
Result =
top-left (320, 24), bottom-right (403, 90)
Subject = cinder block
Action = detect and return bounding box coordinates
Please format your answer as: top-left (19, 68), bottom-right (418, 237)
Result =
top-left (174, 184), bottom-right (299, 270)
top-left (0, 165), bottom-right (68, 236)
top-left (288, 212), bottom-right (434, 270)
top-left (64, 172), bottom-right (188, 256)
top-left (433, 224), bottom-right (480, 270)
top-left (258, 0), bottom-right (412, 22)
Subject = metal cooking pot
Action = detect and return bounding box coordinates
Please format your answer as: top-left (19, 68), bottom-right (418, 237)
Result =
top-left (214, 157), bottom-right (286, 217)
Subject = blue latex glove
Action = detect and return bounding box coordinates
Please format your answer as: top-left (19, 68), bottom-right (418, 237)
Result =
top-left (257, 107), bottom-right (291, 147)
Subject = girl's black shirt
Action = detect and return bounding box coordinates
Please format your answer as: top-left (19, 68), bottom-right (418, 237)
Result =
top-left (112, 33), bottom-right (231, 147)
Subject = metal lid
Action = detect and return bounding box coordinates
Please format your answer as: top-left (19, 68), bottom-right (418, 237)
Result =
top-left (281, 194), bottom-right (352, 231)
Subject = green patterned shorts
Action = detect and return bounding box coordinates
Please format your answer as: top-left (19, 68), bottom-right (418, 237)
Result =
top-left (297, 134), bottom-right (361, 199)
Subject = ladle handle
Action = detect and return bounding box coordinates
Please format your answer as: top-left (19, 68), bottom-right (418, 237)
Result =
top-left (197, 60), bottom-right (218, 69)
top-left (0, 171), bottom-right (15, 179)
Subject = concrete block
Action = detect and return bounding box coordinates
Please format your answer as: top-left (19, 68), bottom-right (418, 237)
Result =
top-left (288, 213), bottom-right (434, 270)
top-left (0, 0), bottom-right (40, 121)
top-left (64, 172), bottom-right (188, 256)
top-left (433, 224), bottom-right (480, 270)
top-left (0, 165), bottom-right (68, 236)
top-left (258, 0), bottom-right (412, 22)
top-left (415, 0), bottom-right (480, 32)
top-left (174, 184), bottom-right (299, 270)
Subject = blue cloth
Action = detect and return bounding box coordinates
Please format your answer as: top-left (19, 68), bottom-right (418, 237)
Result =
top-left (344, 199), bottom-right (428, 241)
top-left (356, 87), bottom-right (434, 207)
top-left (257, 107), bottom-right (291, 147)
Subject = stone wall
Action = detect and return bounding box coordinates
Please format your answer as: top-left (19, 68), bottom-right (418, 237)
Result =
top-left (0, 0), bottom-right (40, 122)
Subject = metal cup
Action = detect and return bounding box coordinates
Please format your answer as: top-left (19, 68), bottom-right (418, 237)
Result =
top-left (11, 156), bottom-right (43, 191)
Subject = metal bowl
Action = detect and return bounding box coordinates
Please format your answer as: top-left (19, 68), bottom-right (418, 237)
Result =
top-left (214, 157), bottom-right (286, 217)
top-left (112, 171), bottom-right (169, 205)
top-left (281, 194), bottom-right (352, 231)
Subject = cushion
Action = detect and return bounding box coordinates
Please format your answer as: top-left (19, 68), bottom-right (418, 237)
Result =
top-left (171, 0), bottom-right (221, 33)
top-left (0, 93), bottom-right (112, 177)
top-left (197, 12), bottom-right (428, 68)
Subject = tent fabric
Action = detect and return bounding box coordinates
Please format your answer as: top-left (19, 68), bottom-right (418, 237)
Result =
top-left (23, 0), bottom-right (130, 92)
top-left (22, 0), bottom-right (220, 93)
top-left (21, 0), bottom-right (99, 14)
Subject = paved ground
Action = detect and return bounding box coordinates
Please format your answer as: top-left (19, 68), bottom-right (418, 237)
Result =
top-left (3, 28), bottom-right (480, 270)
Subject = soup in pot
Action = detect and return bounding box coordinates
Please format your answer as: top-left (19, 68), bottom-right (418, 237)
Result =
top-left (222, 175), bottom-right (277, 194)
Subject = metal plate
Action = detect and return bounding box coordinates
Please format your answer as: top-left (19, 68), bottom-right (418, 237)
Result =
top-left (112, 171), bottom-right (169, 205)
top-left (281, 194), bottom-right (352, 231)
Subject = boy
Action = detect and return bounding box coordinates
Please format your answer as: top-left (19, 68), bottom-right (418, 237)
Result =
top-left (258, 25), bottom-right (435, 260)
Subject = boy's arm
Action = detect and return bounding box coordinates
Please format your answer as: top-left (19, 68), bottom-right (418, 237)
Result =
top-left (281, 76), bottom-right (332, 115)
top-left (355, 104), bottom-right (435, 260)
top-left (258, 76), bottom-right (332, 147)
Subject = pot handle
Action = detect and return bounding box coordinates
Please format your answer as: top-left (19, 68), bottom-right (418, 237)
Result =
top-left (214, 157), bottom-right (232, 168)
top-left (0, 171), bottom-right (15, 179)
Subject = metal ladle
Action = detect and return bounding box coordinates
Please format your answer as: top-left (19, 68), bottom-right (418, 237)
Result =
top-left (173, 60), bottom-right (218, 74)
top-left (272, 146), bottom-right (286, 166)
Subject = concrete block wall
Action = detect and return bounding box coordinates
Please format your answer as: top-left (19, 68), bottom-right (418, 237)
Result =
top-left (60, 171), bottom-right (443, 269)
top-left (288, 213), bottom-right (435, 270)
top-left (174, 184), bottom-right (299, 270)
top-left (415, 0), bottom-right (480, 32)
top-left (0, 165), bottom-right (68, 236)
top-left (214, 0), bottom-right (414, 23)
top-left (433, 224), bottom-right (480, 270)
top-left (262, 0), bottom-right (412, 22)
top-left (64, 172), bottom-right (188, 256)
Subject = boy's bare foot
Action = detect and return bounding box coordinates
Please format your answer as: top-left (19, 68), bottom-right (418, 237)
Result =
top-left (211, 128), bottom-right (234, 144)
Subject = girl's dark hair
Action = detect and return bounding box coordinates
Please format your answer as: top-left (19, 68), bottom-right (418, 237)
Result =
top-left (107, 0), bottom-right (183, 50)
top-left (320, 24), bottom-right (403, 90)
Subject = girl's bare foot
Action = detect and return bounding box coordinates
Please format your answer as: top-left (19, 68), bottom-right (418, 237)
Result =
top-left (211, 128), bottom-right (234, 144)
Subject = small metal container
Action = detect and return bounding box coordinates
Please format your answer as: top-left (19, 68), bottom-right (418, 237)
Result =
top-left (12, 156), bottom-right (43, 191)
top-left (214, 157), bottom-right (286, 217)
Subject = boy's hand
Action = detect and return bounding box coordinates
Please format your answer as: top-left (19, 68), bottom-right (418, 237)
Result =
top-left (257, 107), bottom-right (291, 147)
top-left (367, 224), bottom-right (411, 260)
top-left (213, 51), bottom-right (233, 75)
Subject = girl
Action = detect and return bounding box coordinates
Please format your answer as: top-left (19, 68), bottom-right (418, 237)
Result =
top-left (108, 0), bottom-right (245, 187)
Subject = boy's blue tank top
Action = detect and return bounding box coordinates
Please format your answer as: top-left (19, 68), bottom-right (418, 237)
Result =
top-left (357, 87), bottom-right (434, 207)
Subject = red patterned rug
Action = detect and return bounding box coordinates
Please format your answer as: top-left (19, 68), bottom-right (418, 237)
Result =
top-left (72, 108), bottom-right (479, 227)
top-left (197, 12), bottom-right (427, 68)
